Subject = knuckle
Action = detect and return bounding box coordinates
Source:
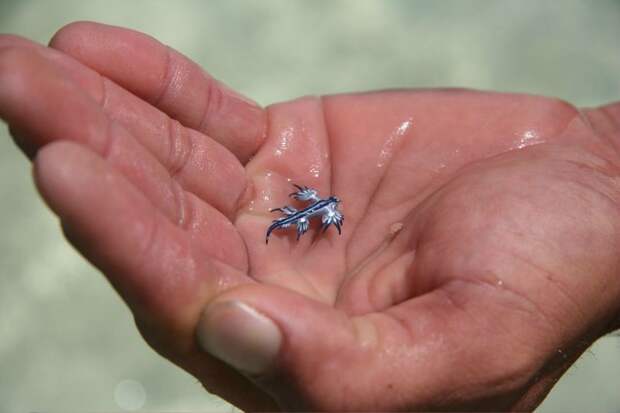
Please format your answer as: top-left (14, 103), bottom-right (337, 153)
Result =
top-left (200, 76), bottom-right (225, 126)
top-left (152, 46), bottom-right (175, 105)
top-left (165, 117), bottom-right (192, 177)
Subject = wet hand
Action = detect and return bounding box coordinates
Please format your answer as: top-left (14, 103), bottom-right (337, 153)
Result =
top-left (1, 22), bottom-right (620, 411)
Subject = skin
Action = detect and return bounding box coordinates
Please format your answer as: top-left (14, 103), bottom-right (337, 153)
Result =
top-left (1, 21), bottom-right (620, 411)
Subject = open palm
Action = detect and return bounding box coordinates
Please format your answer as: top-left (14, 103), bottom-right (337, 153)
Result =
top-left (2, 23), bottom-right (620, 411)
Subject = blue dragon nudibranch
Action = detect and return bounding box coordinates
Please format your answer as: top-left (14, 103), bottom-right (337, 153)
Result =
top-left (266, 184), bottom-right (344, 244)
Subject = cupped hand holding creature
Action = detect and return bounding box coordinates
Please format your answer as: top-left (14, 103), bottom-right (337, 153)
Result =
top-left (1, 22), bottom-right (620, 411)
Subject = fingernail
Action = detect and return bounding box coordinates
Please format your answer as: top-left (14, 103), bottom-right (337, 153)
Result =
top-left (197, 301), bottom-right (282, 375)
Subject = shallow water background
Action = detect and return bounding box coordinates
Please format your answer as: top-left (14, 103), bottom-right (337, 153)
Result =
top-left (1, 1), bottom-right (619, 411)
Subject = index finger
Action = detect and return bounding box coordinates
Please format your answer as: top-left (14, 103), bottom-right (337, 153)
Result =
top-left (50, 21), bottom-right (267, 163)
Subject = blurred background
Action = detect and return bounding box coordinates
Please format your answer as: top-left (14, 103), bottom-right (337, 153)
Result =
top-left (1, 0), bottom-right (619, 411)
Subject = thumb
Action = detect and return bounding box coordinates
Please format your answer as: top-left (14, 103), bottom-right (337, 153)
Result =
top-left (194, 281), bottom-right (563, 411)
top-left (194, 284), bottom-right (359, 408)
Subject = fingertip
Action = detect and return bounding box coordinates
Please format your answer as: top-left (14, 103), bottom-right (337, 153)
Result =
top-left (49, 21), bottom-right (267, 163)
top-left (33, 141), bottom-right (72, 214)
top-left (49, 20), bottom-right (101, 49)
top-left (50, 20), bottom-right (169, 99)
top-left (34, 140), bottom-right (75, 185)
top-left (0, 45), bottom-right (108, 154)
top-left (197, 300), bottom-right (283, 375)
top-left (195, 283), bottom-right (364, 410)
top-left (33, 141), bottom-right (97, 213)
top-left (34, 140), bottom-right (94, 175)
top-left (199, 283), bottom-right (355, 359)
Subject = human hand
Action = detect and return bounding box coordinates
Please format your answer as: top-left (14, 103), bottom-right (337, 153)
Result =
top-left (1, 22), bottom-right (619, 411)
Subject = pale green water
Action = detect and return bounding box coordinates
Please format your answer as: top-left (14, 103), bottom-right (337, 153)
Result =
top-left (0, 1), bottom-right (619, 411)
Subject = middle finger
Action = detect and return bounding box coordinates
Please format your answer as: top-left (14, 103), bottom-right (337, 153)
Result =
top-left (0, 46), bottom-right (248, 271)
top-left (0, 35), bottom-right (246, 218)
